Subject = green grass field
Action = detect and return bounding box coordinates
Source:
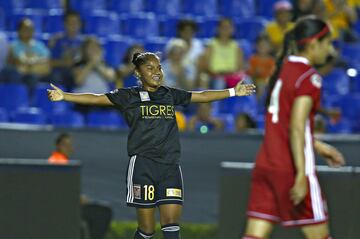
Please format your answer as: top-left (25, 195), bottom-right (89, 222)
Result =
top-left (105, 221), bottom-right (218, 239)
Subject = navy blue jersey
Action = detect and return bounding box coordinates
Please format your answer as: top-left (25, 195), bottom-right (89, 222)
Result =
top-left (106, 86), bottom-right (192, 164)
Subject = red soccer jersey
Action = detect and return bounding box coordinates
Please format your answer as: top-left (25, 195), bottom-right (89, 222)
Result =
top-left (256, 55), bottom-right (322, 173)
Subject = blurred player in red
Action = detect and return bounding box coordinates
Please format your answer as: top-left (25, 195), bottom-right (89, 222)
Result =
top-left (242, 17), bottom-right (345, 239)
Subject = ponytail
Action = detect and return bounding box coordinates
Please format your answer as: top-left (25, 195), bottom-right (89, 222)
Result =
top-left (265, 30), bottom-right (296, 107)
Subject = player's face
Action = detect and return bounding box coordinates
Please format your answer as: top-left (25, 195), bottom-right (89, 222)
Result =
top-left (138, 56), bottom-right (164, 91)
top-left (313, 36), bottom-right (334, 65)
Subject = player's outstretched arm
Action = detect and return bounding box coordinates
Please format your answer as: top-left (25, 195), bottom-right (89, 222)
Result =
top-left (47, 83), bottom-right (113, 106)
top-left (190, 80), bottom-right (255, 103)
top-left (314, 140), bottom-right (345, 167)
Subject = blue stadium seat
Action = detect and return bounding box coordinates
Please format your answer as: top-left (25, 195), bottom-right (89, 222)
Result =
top-left (124, 75), bottom-right (139, 88)
top-left (219, 0), bottom-right (256, 18)
top-left (233, 95), bottom-right (258, 118)
top-left (255, 115), bottom-right (265, 130)
top-left (256, 0), bottom-right (278, 19)
top-left (0, 9), bottom-right (5, 30)
top-left (144, 37), bottom-right (168, 53)
top-left (218, 95), bottom-right (258, 118)
top-left (219, 114), bottom-right (235, 132)
top-left (104, 36), bottom-right (134, 67)
top-left (87, 110), bottom-right (126, 129)
top-left (69, 0), bottom-right (106, 15)
top-left (32, 83), bottom-right (70, 113)
top-left (12, 107), bottom-right (46, 125)
top-left (146, 0), bottom-right (180, 16)
top-left (121, 13), bottom-right (159, 39)
top-left (51, 111), bottom-right (85, 128)
top-left (158, 16), bottom-right (182, 37)
top-left (326, 119), bottom-right (352, 134)
top-left (26, 0), bottom-right (62, 9)
top-left (182, 0), bottom-right (218, 17)
top-left (0, 0), bottom-right (26, 13)
top-left (6, 9), bottom-right (44, 35)
top-left (0, 108), bottom-right (8, 122)
top-left (342, 43), bottom-right (360, 66)
top-left (108, 0), bottom-right (144, 14)
top-left (43, 10), bottom-right (64, 33)
top-left (338, 93), bottom-right (360, 119)
top-left (197, 17), bottom-right (218, 38)
top-left (237, 39), bottom-right (254, 60)
top-left (322, 68), bottom-right (350, 95)
top-left (83, 11), bottom-right (120, 37)
top-left (0, 83), bottom-right (29, 113)
top-left (236, 17), bottom-right (267, 42)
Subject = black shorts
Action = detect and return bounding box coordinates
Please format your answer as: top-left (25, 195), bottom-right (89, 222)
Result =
top-left (126, 155), bottom-right (184, 208)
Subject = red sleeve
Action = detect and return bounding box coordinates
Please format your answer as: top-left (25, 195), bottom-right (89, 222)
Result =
top-left (295, 73), bottom-right (322, 100)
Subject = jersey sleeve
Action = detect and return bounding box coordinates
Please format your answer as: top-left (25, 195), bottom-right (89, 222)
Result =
top-left (105, 88), bottom-right (131, 111)
top-left (295, 73), bottom-right (322, 100)
top-left (169, 87), bottom-right (192, 106)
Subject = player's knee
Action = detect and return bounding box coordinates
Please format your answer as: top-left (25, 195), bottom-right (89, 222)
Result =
top-left (160, 216), bottom-right (179, 225)
top-left (304, 232), bottom-right (330, 239)
top-left (134, 228), bottom-right (155, 239)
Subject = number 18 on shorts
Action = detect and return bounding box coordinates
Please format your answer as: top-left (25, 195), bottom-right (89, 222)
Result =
top-left (126, 156), bottom-right (184, 208)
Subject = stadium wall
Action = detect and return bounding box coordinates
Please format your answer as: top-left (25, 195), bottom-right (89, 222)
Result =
top-left (0, 126), bottom-right (359, 225)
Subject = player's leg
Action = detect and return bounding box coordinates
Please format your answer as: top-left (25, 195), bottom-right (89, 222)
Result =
top-left (243, 166), bottom-right (280, 239)
top-left (134, 207), bottom-right (156, 239)
top-left (159, 204), bottom-right (182, 239)
top-left (242, 218), bottom-right (274, 239)
top-left (157, 164), bottom-right (184, 239)
top-left (301, 222), bottom-right (331, 239)
top-left (126, 156), bottom-right (157, 238)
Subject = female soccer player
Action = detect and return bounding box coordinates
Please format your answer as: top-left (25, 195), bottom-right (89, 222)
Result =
top-left (48, 52), bottom-right (255, 239)
top-left (242, 17), bottom-right (345, 239)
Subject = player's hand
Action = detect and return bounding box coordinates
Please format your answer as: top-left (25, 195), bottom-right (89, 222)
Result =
top-left (316, 141), bottom-right (345, 168)
top-left (47, 83), bottom-right (64, 101)
top-left (234, 80), bottom-right (256, 96)
top-left (290, 174), bottom-right (308, 205)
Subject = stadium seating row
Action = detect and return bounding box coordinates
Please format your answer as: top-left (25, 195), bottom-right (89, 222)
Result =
top-left (0, 79), bottom-right (359, 133)
top-left (0, 0), bottom-right (277, 19)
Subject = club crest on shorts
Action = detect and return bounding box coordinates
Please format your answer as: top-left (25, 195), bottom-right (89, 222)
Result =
top-left (139, 91), bottom-right (150, 102)
top-left (133, 184), bottom-right (141, 199)
top-left (166, 188), bottom-right (182, 198)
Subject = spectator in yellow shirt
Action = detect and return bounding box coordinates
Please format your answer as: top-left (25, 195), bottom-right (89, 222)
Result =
top-left (264, 1), bottom-right (295, 53)
top-left (324, 0), bottom-right (358, 41)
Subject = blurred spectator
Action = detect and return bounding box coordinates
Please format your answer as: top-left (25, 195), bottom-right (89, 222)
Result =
top-left (198, 18), bottom-right (244, 89)
top-left (188, 103), bottom-right (223, 132)
top-left (48, 133), bottom-right (113, 239)
top-left (162, 39), bottom-right (192, 90)
top-left (247, 35), bottom-right (275, 99)
top-left (48, 133), bottom-right (73, 164)
top-left (72, 37), bottom-right (115, 94)
top-left (235, 113), bottom-right (257, 132)
top-left (48, 10), bottom-right (83, 89)
top-left (265, 1), bottom-right (295, 53)
top-left (116, 44), bottom-right (144, 88)
top-left (166, 19), bottom-right (204, 88)
top-left (175, 111), bottom-right (187, 132)
top-left (6, 18), bottom-right (50, 91)
top-left (292, 0), bottom-right (326, 20)
top-left (324, 0), bottom-right (358, 41)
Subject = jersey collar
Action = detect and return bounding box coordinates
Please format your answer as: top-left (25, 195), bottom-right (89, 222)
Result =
top-left (288, 55), bottom-right (310, 65)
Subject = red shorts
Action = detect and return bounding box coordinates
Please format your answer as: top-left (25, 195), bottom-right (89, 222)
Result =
top-left (247, 165), bottom-right (328, 227)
